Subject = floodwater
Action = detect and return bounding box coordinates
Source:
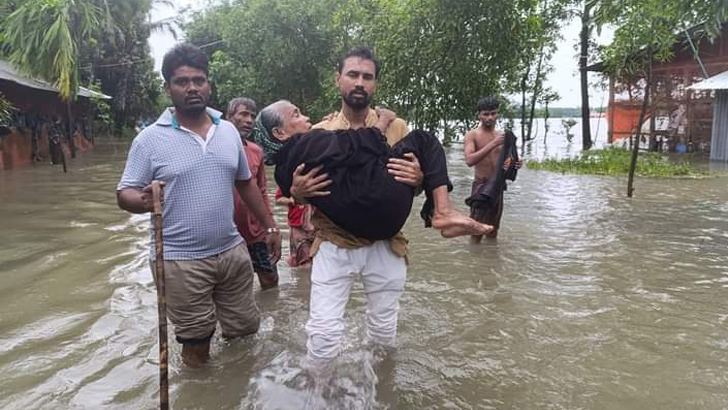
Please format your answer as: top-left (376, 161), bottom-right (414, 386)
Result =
top-left (1, 122), bottom-right (728, 409)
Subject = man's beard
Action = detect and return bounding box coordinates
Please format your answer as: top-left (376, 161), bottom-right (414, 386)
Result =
top-left (175, 96), bottom-right (208, 117)
top-left (176, 103), bottom-right (207, 117)
top-left (342, 89), bottom-right (371, 110)
top-left (482, 120), bottom-right (496, 129)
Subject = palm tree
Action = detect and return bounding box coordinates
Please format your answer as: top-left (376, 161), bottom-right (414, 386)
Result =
top-left (5, 0), bottom-right (109, 157)
top-left (5, 0), bottom-right (105, 101)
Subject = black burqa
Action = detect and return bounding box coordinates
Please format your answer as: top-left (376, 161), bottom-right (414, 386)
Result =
top-left (274, 127), bottom-right (451, 241)
top-left (465, 130), bottom-right (519, 209)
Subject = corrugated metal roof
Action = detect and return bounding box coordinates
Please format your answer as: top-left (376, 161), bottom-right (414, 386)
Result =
top-left (0, 60), bottom-right (112, 99)
top-left (688, 69), bottom-right (728, 90)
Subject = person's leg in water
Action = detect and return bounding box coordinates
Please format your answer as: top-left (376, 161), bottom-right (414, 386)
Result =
top-left (362, 241), bottom-right (406, 348)
top-left (470, 194), bottom-right (503, 243)
top-left (154, 258), bottom-right (217, 368)
top-left (471, 232), bottom-right (484, 245)
top-left (181, 337), bottom-right (212, 367)
top-left (248, 242), bottom-right (279, 289)
top-left (468, 153), bottom-right (513, 243)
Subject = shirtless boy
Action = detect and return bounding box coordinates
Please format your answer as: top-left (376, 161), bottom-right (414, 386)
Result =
top-left (464, 96), bottom-right (522, 243)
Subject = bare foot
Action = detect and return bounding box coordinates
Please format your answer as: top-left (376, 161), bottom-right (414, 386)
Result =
top-left (432, 210), bottom-right (494, 238)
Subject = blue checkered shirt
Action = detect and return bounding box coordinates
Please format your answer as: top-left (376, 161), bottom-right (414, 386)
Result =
top-left (117, 107), bottom-right (251, 260)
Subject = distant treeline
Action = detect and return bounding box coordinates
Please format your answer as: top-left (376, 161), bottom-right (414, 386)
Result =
top-left (533, 107), bottom-right (607, 118)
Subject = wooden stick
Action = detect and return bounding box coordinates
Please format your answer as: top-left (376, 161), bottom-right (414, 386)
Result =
top-left (151, 181), bottom-right (169, 410)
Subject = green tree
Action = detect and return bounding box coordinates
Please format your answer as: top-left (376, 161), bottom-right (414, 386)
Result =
top-left (539, 88), bottom-right (559, 141)
top-left (358, 0), bottom-right (541, 137)
top-left (185, 0), bottom-right (572, 140)
top-left (3, 0), bottom-right (169, 138)
top-left (0, 0), bottom-right (26, 53)
top-left (186, 0), bottom-right (337, 119)
top-left (86, 0), bottom-right (173, 131)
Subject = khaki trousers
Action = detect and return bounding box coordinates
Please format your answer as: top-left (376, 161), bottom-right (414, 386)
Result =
top-left (151, 243), bottom-right (259, 343)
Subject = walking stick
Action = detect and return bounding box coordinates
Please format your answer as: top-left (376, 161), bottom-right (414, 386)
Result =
top-left (151, 181), bottom-right (169, 410)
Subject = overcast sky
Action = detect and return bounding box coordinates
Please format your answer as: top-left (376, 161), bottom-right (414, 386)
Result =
top-left (149, 1), bottom-right (614, 108)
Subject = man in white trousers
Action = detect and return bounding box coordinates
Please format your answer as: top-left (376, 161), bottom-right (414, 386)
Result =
top-left (289, 46), bottom-right (424, 362)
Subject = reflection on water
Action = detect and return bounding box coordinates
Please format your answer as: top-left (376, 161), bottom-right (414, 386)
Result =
top-left (1, 135), bottom-right (728, 409)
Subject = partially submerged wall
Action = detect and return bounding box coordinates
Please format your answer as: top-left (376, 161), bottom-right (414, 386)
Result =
top-left (0, 125), bottom-right (92, 171)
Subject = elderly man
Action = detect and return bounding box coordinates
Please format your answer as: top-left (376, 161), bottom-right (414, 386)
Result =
top-left (117, 44), bottom-right (281, 366)
top-left (227, 97), bottom-right (279, 289)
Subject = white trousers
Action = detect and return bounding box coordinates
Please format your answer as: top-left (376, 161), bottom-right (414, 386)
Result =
top-left (305, 240), bottom-right (407, 360)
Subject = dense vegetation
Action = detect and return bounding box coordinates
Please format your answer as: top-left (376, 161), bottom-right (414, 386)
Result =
top-left (527, 147), bottom-right (707, 177)
top-left (0, 0), bottom-right (171, 134)
top-left (184, 0), bottom-right (579, 140)
top-left (0, 0), bottom-right (726, 150)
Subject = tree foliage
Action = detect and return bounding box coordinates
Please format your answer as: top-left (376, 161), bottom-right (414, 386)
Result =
top-left (185, 0), bottom-right (568, 137)
top-left (367, 0), bottom-right (541, 133)
top-left (0, 0), bottom-right (166, 131)
top-left (527, 146), bottom-right (705, 177)
top-left (83, 0), bottom-right (171, 129)
top-left (4, 0), bottom-right (106, 101)
top-left (596, 0), bottom-right (728, 78)
top-left (205, 0), bottom-right (337, 119)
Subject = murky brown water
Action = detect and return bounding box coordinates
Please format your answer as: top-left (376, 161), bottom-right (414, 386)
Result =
top-left (2, 128), bottom-right (728, 409)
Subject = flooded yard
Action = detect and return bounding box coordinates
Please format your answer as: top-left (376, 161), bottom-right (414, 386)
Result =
top-left (1, 126), bottom-right (727, 409)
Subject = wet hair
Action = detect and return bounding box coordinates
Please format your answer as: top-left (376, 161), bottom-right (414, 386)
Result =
top-left (161, 43), bottom-right (209, 83)
top-left (226, 97), bottom-right (258, 119)
top-left (338, 46), bottom-right (381, 79)
top-left (477, 96), bottom-right (500, 112)
top-left (258, 100), bottom-right (292, 136)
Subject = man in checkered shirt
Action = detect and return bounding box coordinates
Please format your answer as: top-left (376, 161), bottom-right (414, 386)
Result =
top-left (117, 44), bottom-right (282, 367)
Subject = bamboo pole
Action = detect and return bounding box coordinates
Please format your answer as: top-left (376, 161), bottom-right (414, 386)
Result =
top-left (151, 181), bottom-right (169, 410)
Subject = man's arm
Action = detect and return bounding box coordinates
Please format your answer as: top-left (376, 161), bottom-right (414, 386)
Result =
top-left (235, 178), bottom-right (276, 227)
top-left (379, 111), bottom-right (424, 188)
top-left (117, 185), bottom-right (156, 214)
top-left (117, 137), bottom-right (155, 213)
top-left (256, 160), bottom-right (274, 216)
top-left (290, 164), bottom-right (332, 204)
top-left (235, 178), bottom-right (281, 262)
top-left (464, 131), bottom-right (504, 167)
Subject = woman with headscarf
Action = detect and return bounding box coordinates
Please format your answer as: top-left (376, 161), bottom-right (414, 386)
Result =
top-left (248, 101), bottom-right (316, 268)
top-left (252, 100), bottom-right (493, 241)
